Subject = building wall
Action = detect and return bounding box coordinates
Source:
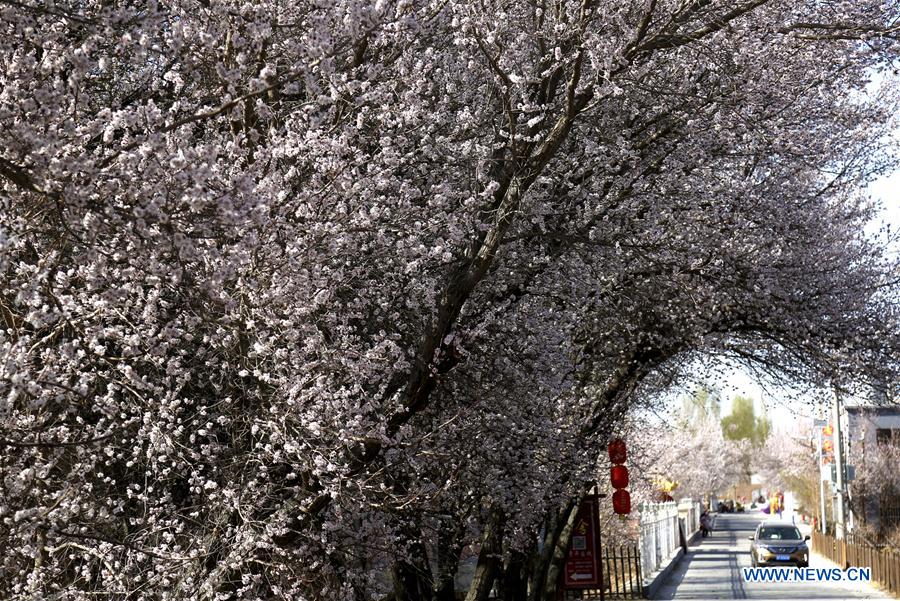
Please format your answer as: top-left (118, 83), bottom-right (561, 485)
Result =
top-left (847, 410), bottom-right (900, 449)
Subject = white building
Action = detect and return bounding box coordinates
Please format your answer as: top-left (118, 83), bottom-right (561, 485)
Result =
top-left (846, 405), bottom-right (900, 448)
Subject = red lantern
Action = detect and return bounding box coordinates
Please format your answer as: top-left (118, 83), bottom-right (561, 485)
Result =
top-left (612, 489), bottom-right (631, 515)
top-left (608, 438), bottom-right (627, 464)
top-left (610, 465), bottom-right (629, 489)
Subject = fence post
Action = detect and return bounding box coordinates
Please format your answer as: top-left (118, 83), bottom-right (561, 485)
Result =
top-left (656, 504), bottom-right (662, 567)
top-left (890, 551), bottom-right (900, 595)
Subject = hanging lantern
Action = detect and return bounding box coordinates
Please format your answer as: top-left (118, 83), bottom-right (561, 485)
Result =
top-left (823, 424), bottom-right (833, 437)
top-left (608, 438), bottom-right (627, 464)
top-left (608, 438), bottom-right (631, 515)
top-left (610, 465), bottom-right (629, 489)
top-left (613, 489), bottom-right (631, 515)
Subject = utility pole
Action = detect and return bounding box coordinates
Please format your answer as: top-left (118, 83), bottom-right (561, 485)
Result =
top-left (832, 386), bottom-right (847, 539)
top-left (814, 419), bottom-right (828, 534)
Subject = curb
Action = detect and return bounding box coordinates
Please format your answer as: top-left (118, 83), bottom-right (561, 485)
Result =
top-left (643, 523), bottom-right (705, 599)
top-left (643, 547), bottom-right (686, 599)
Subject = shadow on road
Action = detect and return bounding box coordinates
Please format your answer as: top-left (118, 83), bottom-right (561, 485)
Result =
top-left (654, 512), bottom-right (753, 600)
top-left (652, 512), bottom-right (883, 600)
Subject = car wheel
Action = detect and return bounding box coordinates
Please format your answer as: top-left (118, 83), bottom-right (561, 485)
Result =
top-left (798, 562), bottom-right (808, 568)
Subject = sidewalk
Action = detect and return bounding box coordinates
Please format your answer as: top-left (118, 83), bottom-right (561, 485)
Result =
top-left (799, 521), bottom-right (893, 599)
top-left (808, 548), bottom-right (892, 599)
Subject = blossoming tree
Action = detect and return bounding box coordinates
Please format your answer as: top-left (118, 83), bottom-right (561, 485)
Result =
top-left (1, 0), bottom-right (899, 599)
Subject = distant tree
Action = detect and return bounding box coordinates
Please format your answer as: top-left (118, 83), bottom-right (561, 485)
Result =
top-left (754, 423), bottom-right (819, 516)
top-left (720, 395), bottom-right (771, 482)
top-left (855, 439), bottom-right (900, 495)
top-left (677, 385), bottom-right (722, 430)
top-left (721, 395), bottom-right (771, 447)
top-left (636, 403), bottom-right (743, 505)
top-left (850, 437), bottom-right (900, 542)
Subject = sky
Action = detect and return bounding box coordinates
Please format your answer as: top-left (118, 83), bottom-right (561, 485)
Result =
top-left (869, 170), bottom-right (900, 251)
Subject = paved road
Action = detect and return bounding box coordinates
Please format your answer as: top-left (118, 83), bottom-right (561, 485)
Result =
top-left (653, 512), bottom-right (889, 600)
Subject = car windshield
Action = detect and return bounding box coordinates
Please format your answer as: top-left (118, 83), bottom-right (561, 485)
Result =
top-left (758, 526), bottom-right (802, 540)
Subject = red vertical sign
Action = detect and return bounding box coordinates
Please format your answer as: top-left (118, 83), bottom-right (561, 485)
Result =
top-left (563, 496), bottom-right (602, 588)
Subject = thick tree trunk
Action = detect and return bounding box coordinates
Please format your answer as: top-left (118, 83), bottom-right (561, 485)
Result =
top-left (433, 515), bottom-right (464, 601)
top-left (465, 507), bottom-right (505, 601)
top-left (527, 500), bottom-right (577, 601)
top-left (540, 497), bottom-right (583, 601)
top-left (500, 549), bottom-right (529, 601)
top-left (392, 520), bottom-right (434, 601)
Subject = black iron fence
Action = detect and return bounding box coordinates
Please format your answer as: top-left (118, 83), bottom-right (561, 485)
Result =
top-left (559, 544), bottom-right (643, 600)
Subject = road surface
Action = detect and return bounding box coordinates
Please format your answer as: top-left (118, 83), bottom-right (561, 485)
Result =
top-left (653, 512), bottom-right (889, 599)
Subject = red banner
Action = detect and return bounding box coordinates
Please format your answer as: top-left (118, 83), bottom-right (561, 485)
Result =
top-left (563, 496), bottom-right (602, 588)
top-left (821, 423), bottom-right (834, 465)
